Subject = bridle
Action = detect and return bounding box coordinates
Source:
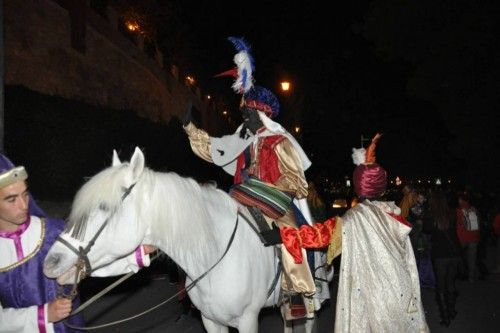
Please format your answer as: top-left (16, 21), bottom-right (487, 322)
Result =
top-left (56, 182), bottom-right (137, 299)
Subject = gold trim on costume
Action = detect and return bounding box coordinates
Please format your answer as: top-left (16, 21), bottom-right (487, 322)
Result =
top-left (0, 218), bottom-right (46, 272)
top-left (327, 217), bottom-right (342, 264)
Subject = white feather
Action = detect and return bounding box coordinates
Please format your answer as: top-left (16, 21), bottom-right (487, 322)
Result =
top-left (231, 51), bottom-right (253, 93)
top-left (352, 148), bottom-right (366, 166)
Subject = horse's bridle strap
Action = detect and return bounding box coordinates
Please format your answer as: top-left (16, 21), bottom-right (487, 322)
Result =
top-left (56, 236), bottom-right (92, 274)
top-left (56, 182), bottom-right (137, 276)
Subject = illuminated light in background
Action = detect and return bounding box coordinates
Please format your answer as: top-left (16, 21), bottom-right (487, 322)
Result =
top-left (436, 178), bottom-right (442, 185)
top-left (395, 176), bottom-right (402, 186)
top-left (346, 180), bottom-right (351, 187)
top-left (222, 110), bottom-right (228, 116)
top-left (126, 21), bottom-right (140, 32)
top-left (294, 126), bottom-right (301, 134)
top-left (332, 199), bottom-right (348, 208)
top-left (281, 81), bottom-right (291, 91)
top-left (207, 95), bottom-right (211, 100)
top-left (185, 76), bottom-right (195, 85)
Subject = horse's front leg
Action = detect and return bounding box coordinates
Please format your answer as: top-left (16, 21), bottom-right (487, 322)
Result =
top-left (238, 312), bottom-right (259, 333)
top-left (201, 315), bottom-right (229, 333)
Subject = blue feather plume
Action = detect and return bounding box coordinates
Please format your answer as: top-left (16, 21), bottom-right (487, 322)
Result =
top-left (228, 37), bottom-right (255, 71)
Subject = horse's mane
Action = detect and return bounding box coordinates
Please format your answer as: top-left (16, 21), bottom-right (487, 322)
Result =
top-left (144, 171), bottom-right (237, 265)
top-left (67, 163), bottom-right (238, 266)
top-left (66, 165), bottom-right (129, 239)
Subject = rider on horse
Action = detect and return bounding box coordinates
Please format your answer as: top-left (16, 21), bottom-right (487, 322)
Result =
top-left (183, 37), bottom-right (322, 319)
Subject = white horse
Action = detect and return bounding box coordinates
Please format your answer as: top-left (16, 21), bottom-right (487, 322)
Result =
top-left (43, 147), bottom-right (321, 332)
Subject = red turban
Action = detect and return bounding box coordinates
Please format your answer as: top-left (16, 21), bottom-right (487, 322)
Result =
top-left (353, 163), bottom-right (387, 199)
top-left (352, 133), bottom-right (387, 198)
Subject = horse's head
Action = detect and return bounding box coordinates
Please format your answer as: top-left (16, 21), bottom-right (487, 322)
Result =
top-left (44, 147), bottom-right (148, 284)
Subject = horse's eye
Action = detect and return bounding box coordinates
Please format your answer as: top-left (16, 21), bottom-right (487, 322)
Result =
top-left (99, 203), bottom-right (109, 212)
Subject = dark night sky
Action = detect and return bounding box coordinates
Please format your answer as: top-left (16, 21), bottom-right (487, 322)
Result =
top-left (161, 0), bottom-right (499, 190)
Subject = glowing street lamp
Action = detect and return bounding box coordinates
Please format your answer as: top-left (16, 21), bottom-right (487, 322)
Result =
top-left (280, 81), bottom-right (291, 92)
top-left (185, 76), bottom-right (195, 86)
top-left (126, 21), bottom-right (140, 32)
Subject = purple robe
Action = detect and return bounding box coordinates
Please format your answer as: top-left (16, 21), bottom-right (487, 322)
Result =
top-left (0, 218), bottom-right (84, 332)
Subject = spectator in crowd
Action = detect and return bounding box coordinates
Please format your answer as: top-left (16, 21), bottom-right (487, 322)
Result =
top-left (409, 191), bottom-right (435, 289)
top-left (307, 181), bottom-right (327, 223)
top-left (456, 193), bottom-right (480, 282)
top-left (424, 190), bottom-right (462, 327)
top-left (400, 188), bottom-right (417, 220)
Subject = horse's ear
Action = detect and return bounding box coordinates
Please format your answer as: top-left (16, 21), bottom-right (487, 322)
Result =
top-left (129, 147), bottom-right (145, 180)
top-left (112, 150), bottom-right (122, 166)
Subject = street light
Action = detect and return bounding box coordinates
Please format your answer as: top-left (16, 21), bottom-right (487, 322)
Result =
top-left (125, 21), bottom-right (140, 32)
top-left (280, 81), bottom-right (291, 92)
top-left (185, 76), bottom-right (195, 85)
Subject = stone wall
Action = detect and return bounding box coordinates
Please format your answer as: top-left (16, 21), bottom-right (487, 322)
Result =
top-left (4, 0), bottom-right (206, 123)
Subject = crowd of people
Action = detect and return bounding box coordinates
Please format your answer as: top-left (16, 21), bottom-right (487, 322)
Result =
top-left (395, 184), bottom-right (499, 326)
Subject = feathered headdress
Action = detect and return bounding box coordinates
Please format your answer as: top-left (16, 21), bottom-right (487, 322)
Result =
top-left (352, 133), bottom-right (382, 166)
top-left (215, 37), bottom-right (255, 94)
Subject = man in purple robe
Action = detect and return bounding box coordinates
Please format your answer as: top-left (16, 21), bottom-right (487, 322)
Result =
top-left (0, 153), bottom-right (85, 332)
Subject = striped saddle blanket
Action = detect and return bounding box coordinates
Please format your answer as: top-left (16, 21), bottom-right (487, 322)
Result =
top-left (230, 177), bottom-right (293, 219)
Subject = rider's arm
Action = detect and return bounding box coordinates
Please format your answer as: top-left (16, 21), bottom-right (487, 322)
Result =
top-left (279, 217), bottom-right (342, 264)
top-left (91, 246), bottom-right (150, 277)
top-left (184, 123), bottom-right (214, 163)
top-left (0, 301), bottom-right (55, 333)
top-left (274, 139), bottom-right (308, 199)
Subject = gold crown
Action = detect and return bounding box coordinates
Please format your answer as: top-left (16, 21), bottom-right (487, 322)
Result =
top-left (0, 166), bottom-right (28, 189)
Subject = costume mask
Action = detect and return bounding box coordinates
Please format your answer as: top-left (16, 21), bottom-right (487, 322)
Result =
top-left (241, 107), bottom-right (264, 134)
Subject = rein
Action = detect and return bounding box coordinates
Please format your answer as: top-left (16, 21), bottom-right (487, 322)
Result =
top-left (62, 213), bottom-right (241, 331)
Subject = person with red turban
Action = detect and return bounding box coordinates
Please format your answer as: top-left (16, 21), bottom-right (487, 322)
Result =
top-left (280, 134), bottom-right (429, 332)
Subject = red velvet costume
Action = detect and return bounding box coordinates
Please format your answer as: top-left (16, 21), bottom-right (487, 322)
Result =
top-left (234, 135), bottom-right (286, 185)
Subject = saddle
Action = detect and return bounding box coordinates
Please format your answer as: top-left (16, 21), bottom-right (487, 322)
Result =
top-left (230, 176), bottom-right (293, 220)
